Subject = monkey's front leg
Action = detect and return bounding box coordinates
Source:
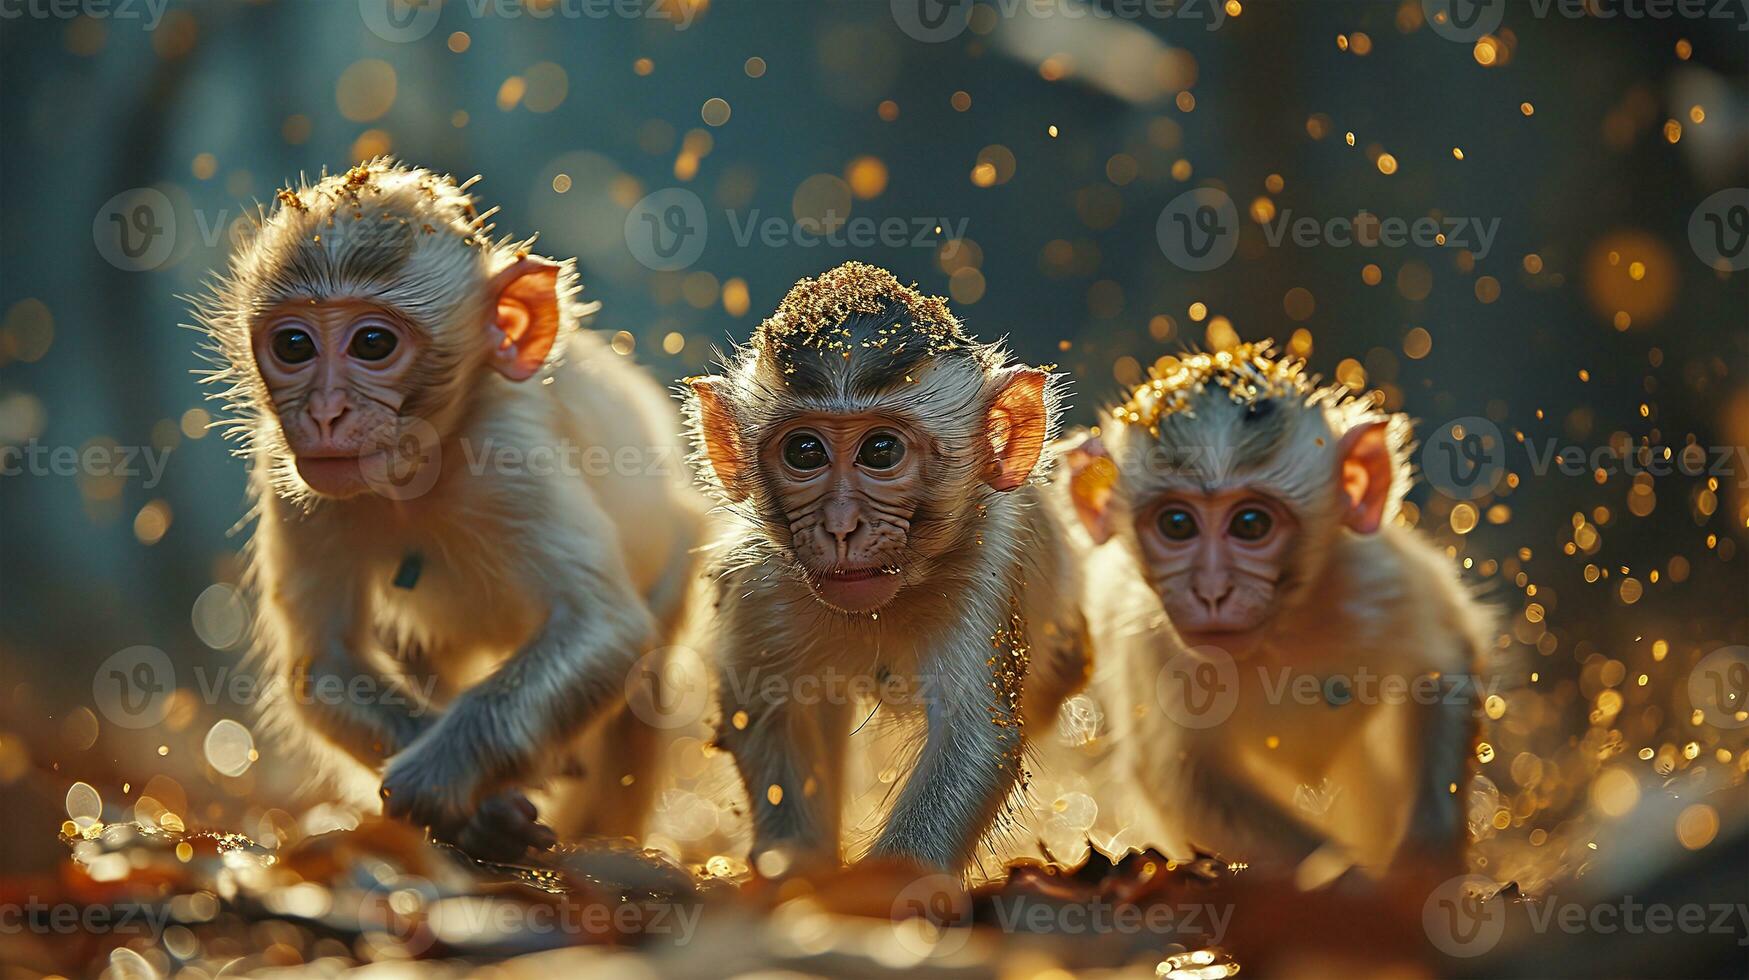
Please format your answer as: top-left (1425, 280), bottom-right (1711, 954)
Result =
top-left (379, 590), bottom-right (655, 836)
top-left (867, 630), bottom-right (1026, 870)
top-left (268, 595), bottom-right (436, 769)
top-left (719, 679), bottom-right (849, 867)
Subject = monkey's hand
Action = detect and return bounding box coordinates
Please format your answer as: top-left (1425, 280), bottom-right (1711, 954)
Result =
top-left (441, 791), bottom-right (557, 863)
top-left (379, 733), bottom-right (483, 833)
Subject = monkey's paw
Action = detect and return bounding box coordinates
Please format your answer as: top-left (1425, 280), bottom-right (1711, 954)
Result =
top-left (447, 791), bottom-right (557, 863)
top-left (379, 742), bottom-right (477, 831)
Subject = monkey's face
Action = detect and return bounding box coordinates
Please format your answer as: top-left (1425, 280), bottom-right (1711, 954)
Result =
top-left (1132, 488), bottom-right (1298, 653)
top-left (762, 413), bottom-right (927, 613)
top-left (253, 299), bottom-right (424, 498)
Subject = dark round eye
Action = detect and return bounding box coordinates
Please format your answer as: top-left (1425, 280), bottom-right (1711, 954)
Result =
top-left (1157, 508), bottom-right (1198, 541)
top-left (270, 328), bottom-right (316, 364)
top-left (349, 325), bottom-right (399, 362)
top-left (856, 431), bottom-right (906, 470)
top-left (1229, 507), bottom-right (1273, 542)
top-left (782, 431), bottom-right (829, 471)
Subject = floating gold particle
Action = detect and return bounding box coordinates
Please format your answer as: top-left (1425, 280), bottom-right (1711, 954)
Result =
top-left (1477, 742), bottom-right (1495, 764)
top-left (731, 710), bottom-right (749, 730)
top-left (701, 97), bottom-right (731, 126)
top-left (744, 56), bottom-right (766, 78)
top-left (767, 784), bottom-right (783, 805)
top-left (633, 57), bottom-right (654, 75)
top-left (878, 99), bottom-right (899, 122)
top-left (1450, 503), bottom-right (1478, 534)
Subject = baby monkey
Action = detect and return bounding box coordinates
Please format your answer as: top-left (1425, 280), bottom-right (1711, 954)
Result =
top-left (196, 160), bottom-right (703, 859)
top-left (684, 262), bottom-right (1088, 872)
top-left (1066, 342), bottom-right (1490, 880)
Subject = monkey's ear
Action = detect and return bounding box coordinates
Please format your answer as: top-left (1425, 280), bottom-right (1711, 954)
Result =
top-left (985, 367), bottom-right (1050, 492)
top-left (1064, 433), bottom-right (1118, 544)
top-left (688, 377), bottom-right (750, 503)
top-left (1337, 420), bottom-right (1393, 534)
top-left (486, 256), bottom-right (564, 382)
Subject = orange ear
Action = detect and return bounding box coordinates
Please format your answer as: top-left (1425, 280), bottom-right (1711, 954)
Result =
top-left (985, 368), bottom-right (1050, 492)
top-left (1337, 420), bottom-right (1394, 534)
top-left (1065, 434), bottom-right (1118, 544)
top-left (486, 257), bottom-right (564, 381)
top-left (688, 377), bottom-right (749, 503)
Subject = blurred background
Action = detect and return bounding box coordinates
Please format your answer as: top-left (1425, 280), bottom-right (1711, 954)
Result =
top-left (1, 0), bottom-right (1746, 973)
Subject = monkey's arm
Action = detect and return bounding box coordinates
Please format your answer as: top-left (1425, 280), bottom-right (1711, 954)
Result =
top-left (379, 493), bottom-right (657, 830)
top-left (1396, 675), bottom-right (1476, 868)
top-left (866, 611), bottom-right (1027, 870)
top-left (718, 660), bottom-right (850, 865)
top-left (1174, 746), bottom-right (1330, 868)
top-left (258, 570), bottom-right (434, 771)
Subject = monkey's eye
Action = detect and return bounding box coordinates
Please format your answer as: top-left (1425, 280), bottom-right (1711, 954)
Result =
top-left (1229, 508), bottom-right (1274, 542)
top-left (1157, 508), bottom-right (1198, 541)
top-left (782, 431), bottom-right (829, 471)
top-left (856, 432), bottom-right (906, 470)
top-left (270, 328), bottom-right (316, 365)
top-left (349, 325), bottom-right (399, 362)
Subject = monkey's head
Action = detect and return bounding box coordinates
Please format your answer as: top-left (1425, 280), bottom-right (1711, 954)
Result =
top-left (197, 158), bottom-right (586, 501)
top-left (685, 262), bottom-right (1058, 614)
top-left (1067, 342), bottom-right (1409, 653)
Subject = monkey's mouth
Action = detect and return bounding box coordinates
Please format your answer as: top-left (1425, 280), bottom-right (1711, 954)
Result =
top-left (821, 566), bottom-right (898, 582)
top-left (294, 451), bottom-right (384, 498)
top-left (807, 564), bottom-right (904, 613)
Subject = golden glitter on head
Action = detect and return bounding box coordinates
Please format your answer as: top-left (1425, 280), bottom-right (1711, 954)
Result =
top-left (752, 260), bottom-right (968, 358)
top-left (1114, 340), bottom-right (1314, 433)
top-left (265, 157), bottom-right (491, 249)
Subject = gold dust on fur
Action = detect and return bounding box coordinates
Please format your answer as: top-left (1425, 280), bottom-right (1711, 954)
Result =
top-left (752, 261), bottom-right (967, 365)
top-left (1115, 340), bottom-right (1312, 433)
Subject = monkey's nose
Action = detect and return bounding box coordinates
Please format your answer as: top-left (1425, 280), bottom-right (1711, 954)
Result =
top-left (1191, 573), bottom-right (1233, 612)
top-left (823, 501), bottom-right (863, 559)
top-left (307, 390), bottom-right (350, 440)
